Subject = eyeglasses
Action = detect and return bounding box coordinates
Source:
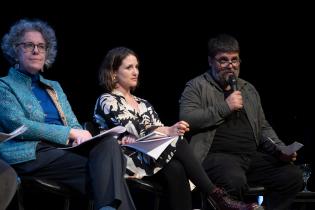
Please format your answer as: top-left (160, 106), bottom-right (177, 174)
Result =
top-left (16, 42), bottom-right (47, 53)
top-left (215, 58), bottom-right (241, 68)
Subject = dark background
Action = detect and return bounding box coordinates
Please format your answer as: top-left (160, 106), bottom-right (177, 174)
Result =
top-left (0, 4), bottom-right (314, 164)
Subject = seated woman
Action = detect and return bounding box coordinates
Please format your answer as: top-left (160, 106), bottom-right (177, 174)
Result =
top-left (0, 19), bottom-right (135, 210)
top-left (94, 47), bottom-right (263, 210)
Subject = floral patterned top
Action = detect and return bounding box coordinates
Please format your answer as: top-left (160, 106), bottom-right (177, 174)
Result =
top-left (94, 90), bottom-right (178, 178)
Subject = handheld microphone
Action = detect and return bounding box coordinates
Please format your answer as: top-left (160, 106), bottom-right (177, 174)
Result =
top-left (227, 74), bottom-right (241, 117)
top-left (228, 74), bottom-right (238, 91)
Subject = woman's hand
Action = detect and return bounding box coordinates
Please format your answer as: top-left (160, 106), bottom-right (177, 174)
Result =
top-left (69, 128), bottom-right (92, 146)
top-left (169, 121), bottom-right (190, 136)
top-left (119, 134), bottom-right (137, 145)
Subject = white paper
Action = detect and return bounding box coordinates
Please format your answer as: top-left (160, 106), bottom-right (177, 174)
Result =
top-left (0, 125), bottom-right (28, 143)
top-left (136, 131), bottom-right (167, 141)
top-left (123, 135), bottom-right (177, 160)
top-left (90, 126), bottom-right (126, 141)
top-left (60, 125), bottom-right (126, 150)
top-left (146, 137), bottom-right (176, 159)
top-left (279, 141), bottom-right (304, 155)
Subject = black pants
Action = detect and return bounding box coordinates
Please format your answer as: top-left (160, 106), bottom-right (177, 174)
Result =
top-left (13, 137), bottom-right (136, 210)
top-left (203, 152), bottom-right (303, 210)
top-left (0, 159), bottom-right (17, 210)
top-left (147, 138), bottom-right (215, 210)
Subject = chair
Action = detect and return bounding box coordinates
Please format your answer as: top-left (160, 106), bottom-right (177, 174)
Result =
top-left (294, 191), bottom-right (315, 210)
top-left (14, 176), bottom-right (93, 210)
top-left (82, 121), bottom-right (166, 210)
top-left (244, 186), bottom-right (265, 206)
top-left (126, 178), bottom-right (165, 210)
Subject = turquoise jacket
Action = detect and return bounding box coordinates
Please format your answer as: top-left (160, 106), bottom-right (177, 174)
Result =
top-left (0, 68), bottom-right (82, 164)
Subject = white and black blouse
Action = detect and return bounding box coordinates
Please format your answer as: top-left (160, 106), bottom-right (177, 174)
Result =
top-left (94, 90), bottom-right (178, 178)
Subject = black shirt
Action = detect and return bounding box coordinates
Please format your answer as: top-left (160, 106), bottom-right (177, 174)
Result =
top-left (210, 91), bottom-right (257, 154)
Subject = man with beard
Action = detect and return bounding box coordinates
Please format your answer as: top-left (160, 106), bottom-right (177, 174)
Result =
top-left (179, 34), bottom-right (303, 210)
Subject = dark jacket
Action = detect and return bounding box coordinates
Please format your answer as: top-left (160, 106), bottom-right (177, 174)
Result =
top-left (179, 70), bottom-right (285, 162)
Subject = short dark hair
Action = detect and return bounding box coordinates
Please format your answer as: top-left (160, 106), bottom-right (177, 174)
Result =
top-left (98, 47), bottom-right (138, 92)
top-left (207, 34), bottom-right (240, 58)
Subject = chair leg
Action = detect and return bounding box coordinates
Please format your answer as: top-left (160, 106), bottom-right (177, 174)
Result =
top-left (63, 198), bottom-right (70, 210)
top-left (153, 193), bottom-right (160, 210)
top-left (88, 200), bottom-right (94, 210)
top-left (201, 193), bottom-right (219, 210)
top-left (16, 179), bottom-right (25, 210)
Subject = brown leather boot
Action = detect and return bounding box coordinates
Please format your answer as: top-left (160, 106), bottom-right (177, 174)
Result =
top-left (208, 187), bottom-right (264, 210)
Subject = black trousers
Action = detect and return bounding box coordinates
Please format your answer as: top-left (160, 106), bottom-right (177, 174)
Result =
top-left (202, 152), bottom-right (303, 210)
top-left (13, 137), bottom-right (136, 210)
top-left (0, 159), bottom-right (17, 210)
top-left (147, 138), bottom-right (215, 210)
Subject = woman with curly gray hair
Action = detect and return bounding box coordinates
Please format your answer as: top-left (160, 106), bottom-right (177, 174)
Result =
top-left (1, 19), bottom-right (57, 69)
top-left (0, 19), bottom-right (136, 210)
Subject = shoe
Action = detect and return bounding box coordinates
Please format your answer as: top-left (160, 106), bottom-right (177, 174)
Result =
top-left (208, 187), bottom-right (264, 210)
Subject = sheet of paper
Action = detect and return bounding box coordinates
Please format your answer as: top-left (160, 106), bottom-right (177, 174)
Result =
top-left (0, 125), bottom-right (28, 143)
top-left (136, 131), bottom-right (167, 142)
top-left (60, 126), bottom-right (126, 150)
top-left (279, 141), bottom-right (304, 155)
top-left (123, 136), bottom-right (177, 159)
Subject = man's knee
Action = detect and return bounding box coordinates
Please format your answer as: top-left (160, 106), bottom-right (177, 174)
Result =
top-left (287, 165), bottom-right (304, 190)
top-left (277, 165), bottom-right (304, 192)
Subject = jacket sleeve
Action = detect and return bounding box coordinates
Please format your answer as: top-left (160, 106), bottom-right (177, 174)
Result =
top-left (0, 81), bottom-right (71, 145)
top-left (179, 77), bottom-right (232, 131)
top-left (258, 116), bottom-right (286, 156)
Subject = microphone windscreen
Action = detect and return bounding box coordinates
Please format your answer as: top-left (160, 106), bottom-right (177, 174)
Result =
top-left (228, 74), bottom-right (238, 91)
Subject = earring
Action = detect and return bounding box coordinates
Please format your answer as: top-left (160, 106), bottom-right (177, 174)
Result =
top-left (14, 63), bottom-right (20, 69)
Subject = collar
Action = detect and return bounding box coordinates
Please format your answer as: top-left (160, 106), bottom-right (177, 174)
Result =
top-left (8, 67), bottom-right (53, 89)
top-left (17, 68), bottom-right (40, 83)
top-left (204, 69), bottom-right (222, 91)
top-left (112, 89), bottom-right (140, 102)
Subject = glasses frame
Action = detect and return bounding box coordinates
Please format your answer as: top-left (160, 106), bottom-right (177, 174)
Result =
top-left (215, 58), bottom-right (241, 68)
top-left (16, 42), bottom-right (47, 53)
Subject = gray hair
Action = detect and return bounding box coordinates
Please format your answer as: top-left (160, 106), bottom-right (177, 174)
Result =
top-left (1, 19), bottom-right (57, 68)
